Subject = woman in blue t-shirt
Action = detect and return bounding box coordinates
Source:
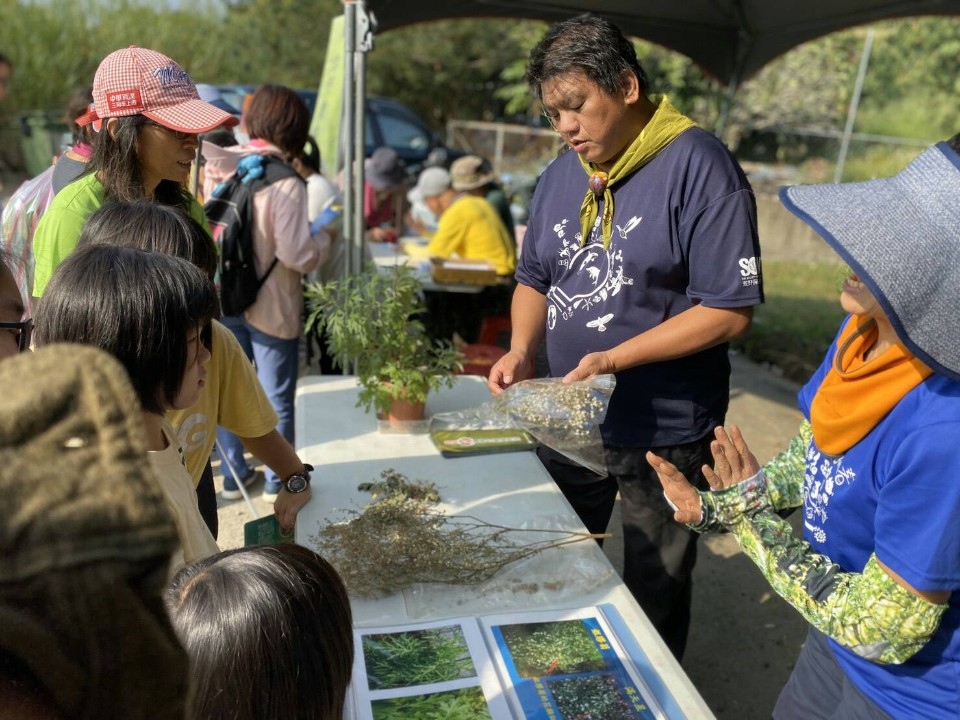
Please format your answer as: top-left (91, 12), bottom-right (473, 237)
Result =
top-left (648, 135), bottom-right (960, 720)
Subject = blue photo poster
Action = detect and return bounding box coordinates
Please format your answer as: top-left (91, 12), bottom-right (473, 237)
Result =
top-left (486, 610), bottom-right (662, 719)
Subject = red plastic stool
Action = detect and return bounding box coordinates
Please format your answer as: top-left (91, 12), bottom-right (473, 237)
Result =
top-left (478, 315), bottom-right (512, 348)
top-left (459, 344), bottom-right (508, 376)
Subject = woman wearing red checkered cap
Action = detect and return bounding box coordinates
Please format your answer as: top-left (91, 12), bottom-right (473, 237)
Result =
top-left (31, 46), bottom-right (238, 300)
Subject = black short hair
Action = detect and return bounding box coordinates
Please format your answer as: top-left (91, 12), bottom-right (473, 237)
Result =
top-left (201, 128), bottom-right (238, 148)
top-left (34, 245), bottom-right (217, 414)
top-left (78, 201), bottom-right (219, 282)
top-left (526, 13), bottom-right (649, 100)
top-left (245, 84), bottom-right (310, 158)
top-left (166, 544), bottom-right (354, 720)
top-left (299, 134), bottom-right (322, 174)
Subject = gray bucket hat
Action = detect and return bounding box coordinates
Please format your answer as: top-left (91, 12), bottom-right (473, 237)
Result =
top-left (779, 141), bottom-right (960, 380)
top-left (365, 146), bottom-right (407, 192)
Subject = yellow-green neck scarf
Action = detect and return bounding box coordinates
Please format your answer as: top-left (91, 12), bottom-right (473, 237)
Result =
top-left (579, 96), bottom-right (697, 249)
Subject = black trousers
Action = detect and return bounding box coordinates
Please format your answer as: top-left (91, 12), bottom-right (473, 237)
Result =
top-left (537, 435), bottom-right (714, 660)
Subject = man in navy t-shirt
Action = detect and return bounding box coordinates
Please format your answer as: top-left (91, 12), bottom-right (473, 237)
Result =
top-left (488, 14), bottom-right (764, 659)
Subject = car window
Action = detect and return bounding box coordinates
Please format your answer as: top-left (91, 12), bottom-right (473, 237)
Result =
top-left (364, 114), bottom-right (378, 155)
top-left (378, 113), bottom-right (431, 152)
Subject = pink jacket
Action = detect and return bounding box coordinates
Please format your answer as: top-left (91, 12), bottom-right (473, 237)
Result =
top-left (202, 141), bottom-right (329, 339)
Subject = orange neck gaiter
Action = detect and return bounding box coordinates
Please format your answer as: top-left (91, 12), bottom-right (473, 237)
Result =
top-left (810, 317), bottom-right (932, 455)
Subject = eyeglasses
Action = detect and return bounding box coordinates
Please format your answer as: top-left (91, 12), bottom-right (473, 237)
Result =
top-left (144, 120), bottom-right (195, 141)
top-left (541, 108), bottom-right (560, 130)
top-left (0, 318), bottom-right (33, 353)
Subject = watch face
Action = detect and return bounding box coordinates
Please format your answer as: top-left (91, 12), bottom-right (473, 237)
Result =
top-left (285, 474), bottom-right (309, 493)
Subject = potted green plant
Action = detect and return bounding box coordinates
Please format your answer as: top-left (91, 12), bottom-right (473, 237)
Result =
top-left (304, 264), bottom-right (462, 422)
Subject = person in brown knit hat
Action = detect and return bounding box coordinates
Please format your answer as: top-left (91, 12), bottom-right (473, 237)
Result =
top-left (0, 344), bottom-right (188, 719)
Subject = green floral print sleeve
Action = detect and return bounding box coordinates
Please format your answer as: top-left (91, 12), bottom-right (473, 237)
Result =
top-left (728, 510), bottom-right (946, 664)
top-left (687, 420), bottom-right (946, 664)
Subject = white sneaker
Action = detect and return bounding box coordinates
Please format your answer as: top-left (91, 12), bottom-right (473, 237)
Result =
top-left (221, 469), bottom-right (263, 500)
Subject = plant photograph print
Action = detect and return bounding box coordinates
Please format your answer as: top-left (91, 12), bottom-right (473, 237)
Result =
top-left (547, 673), bottom-right (639, 720)
top-left (499, 620), bottom-right (607, 678)
top-left (371, 686), bottom-right (492, 720)
top-left (363, 625), bottom-right (477, 690)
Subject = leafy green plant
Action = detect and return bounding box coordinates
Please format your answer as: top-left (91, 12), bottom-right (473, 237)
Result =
top-left (304, 265), bottom-right (462, 416)
top-left (547, 674), bottom-right (636, 719)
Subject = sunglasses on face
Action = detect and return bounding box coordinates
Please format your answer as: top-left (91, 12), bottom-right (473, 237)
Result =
top-left (1, 318), bottom-right (33, 353)
top-left (144, 120), bottom-right (195, 141)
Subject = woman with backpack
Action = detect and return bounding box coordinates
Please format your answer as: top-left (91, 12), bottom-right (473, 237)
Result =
top-left (211, 84), bottom-right (330, 501)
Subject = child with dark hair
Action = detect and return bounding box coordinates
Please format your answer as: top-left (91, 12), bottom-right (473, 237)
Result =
top-left (35, 244), bottom-right (220, 568)
top-left (166, 543), bottom-right (354, 720)
top-left (77, 201), bottom-right (314, 536)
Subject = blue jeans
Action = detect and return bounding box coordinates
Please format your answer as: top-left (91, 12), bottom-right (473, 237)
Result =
top-left (215, 315), bottom-right (299, 489)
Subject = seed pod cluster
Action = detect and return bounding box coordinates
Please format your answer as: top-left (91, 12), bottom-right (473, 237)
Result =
top-left (506, 382), bottom-right (606, 438)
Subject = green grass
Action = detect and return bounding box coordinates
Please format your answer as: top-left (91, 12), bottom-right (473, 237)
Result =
top-left (733, 261), bottom-right (849, 383)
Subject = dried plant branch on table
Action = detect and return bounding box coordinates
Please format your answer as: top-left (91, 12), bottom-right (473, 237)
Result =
top-left (308, 470), bottom-right (608, 597)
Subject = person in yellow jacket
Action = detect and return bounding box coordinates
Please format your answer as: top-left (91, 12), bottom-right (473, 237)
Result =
top-left (405, 166), bottom-right (516, 343)
top-left (405, 166), bottom-right (516, 276)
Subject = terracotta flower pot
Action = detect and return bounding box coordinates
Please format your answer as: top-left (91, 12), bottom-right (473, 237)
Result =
top-left (385, 396), bottom-right (426, 422)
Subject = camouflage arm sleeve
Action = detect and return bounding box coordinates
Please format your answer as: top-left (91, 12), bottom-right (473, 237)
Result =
top-left (760, 420), bottom-right (810, 511)
top-left (729, 510), bottom-right (947, 664)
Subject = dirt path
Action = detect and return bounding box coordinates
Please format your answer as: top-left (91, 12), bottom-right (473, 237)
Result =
top-left (214, 352), bottom-right (809, 718)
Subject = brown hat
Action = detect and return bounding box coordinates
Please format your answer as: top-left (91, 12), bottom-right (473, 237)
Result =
top-left (0, 344), bottom-right (186, 718)
top-left (450, 155), bottom-right (496, 191)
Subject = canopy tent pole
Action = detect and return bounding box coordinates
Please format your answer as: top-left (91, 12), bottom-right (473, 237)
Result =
top-left (834, 27), bottom-right (875, 183)
top-left (341, 0), bottom-right (375, 280)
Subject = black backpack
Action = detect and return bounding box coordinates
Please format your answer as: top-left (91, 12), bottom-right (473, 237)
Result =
top-left (204, 154), bottom-right (301, 317)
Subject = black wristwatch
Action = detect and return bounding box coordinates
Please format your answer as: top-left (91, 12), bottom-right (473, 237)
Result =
top-left (281, 464), bottom-right (313, 494)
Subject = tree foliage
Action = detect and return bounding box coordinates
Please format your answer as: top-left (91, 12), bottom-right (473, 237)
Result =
top-left (0, 2), bottom-right (957, 156)
top-left (365, 18), bottom-right (542, 129)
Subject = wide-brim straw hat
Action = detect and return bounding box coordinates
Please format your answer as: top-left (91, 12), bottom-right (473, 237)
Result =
top-left (450, 154), bottom-right (496, 191)
top-left (779, 141), bottom-right (960, 380)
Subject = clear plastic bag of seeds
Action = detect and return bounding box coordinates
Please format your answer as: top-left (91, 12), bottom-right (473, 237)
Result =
top-left (432, 374), bottom-right (615, 476)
